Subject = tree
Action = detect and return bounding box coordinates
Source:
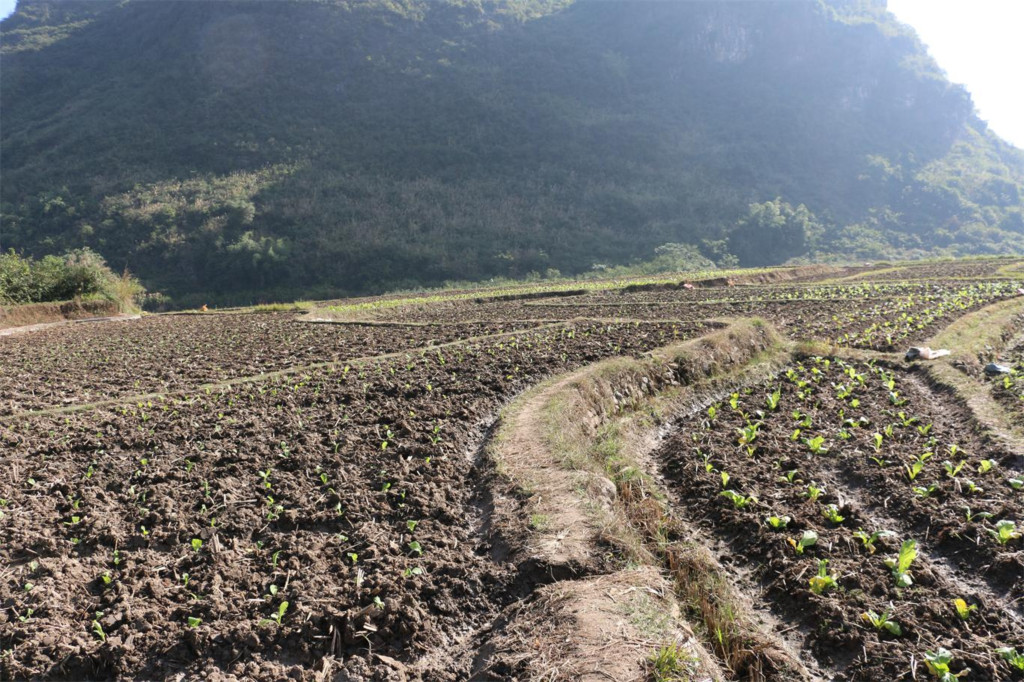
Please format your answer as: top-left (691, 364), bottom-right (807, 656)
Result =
top-left (728, 199), bottom-right (822, 266)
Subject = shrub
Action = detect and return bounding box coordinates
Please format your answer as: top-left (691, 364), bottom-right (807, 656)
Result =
top-left (0, 248), bottom-right (144, 310)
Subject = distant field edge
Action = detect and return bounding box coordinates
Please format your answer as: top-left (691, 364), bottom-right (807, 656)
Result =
top-left (0, 299), bottom-right (123, 331)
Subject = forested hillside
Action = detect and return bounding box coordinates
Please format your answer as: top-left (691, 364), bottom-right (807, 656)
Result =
top-left (2, 0), bottom-right (1023, 303)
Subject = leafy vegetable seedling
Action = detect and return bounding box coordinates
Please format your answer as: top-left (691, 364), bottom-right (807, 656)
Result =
top-left (765, 515), bottom-right (791, 530)
top-left (808, 559), bottom-right (838, 595)
top-left (953, 598), bottom-right (976, 621)
top-left (923, 648), bottom-right (966, 681)
top-left (260, 601), bottom-right (289, 627)
top-left (788, 530), bottom-right (818, 555)
top-left (852, 528), bottom-right (894, 555)
top-left (862, 606), bottom-right (902, 636)
top-left (996, 647), bottom-right (1024, 672)
top-left (720, 490), bottom-right (756, 509)
top-left (884, 539), bottom-right (917, 587)
top-left (987, 519), bottom-right (1021, 545)
top-left (821, 504), bottom-right (845, 524)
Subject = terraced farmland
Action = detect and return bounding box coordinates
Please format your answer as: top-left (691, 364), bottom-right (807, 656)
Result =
top-left (2, 259), bottom-right (1023, 681)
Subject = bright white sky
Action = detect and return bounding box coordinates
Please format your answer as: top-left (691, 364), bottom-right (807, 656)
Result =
top-left (887, 0), bottom-right (1024, 149)
top-left (0, 0), bottom-right (1021, 148)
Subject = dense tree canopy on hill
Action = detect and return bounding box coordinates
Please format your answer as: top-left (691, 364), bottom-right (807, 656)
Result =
top-left (2, 0), bottom-right (1022, 303)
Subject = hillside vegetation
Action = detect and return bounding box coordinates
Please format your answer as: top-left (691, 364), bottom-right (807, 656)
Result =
top-left (2, 0), bottom-right (1023, 303)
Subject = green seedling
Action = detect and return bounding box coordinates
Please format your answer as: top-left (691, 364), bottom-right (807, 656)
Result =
top-left (943, 460), bottom-right (965, 478)
top-left (953, 598), bottom-right (976, 621)
top-left (821, 504), bottom-right (845, 524)
top-left (905, 460), bottom-right (925, 481)
top-left (978, 459), bottom-right (996, 474)
top-left (963, 507), bottom-right (993, 523)
top-left (720, 471), bottom-right (730, 489)
top-left (260, 601), bottom-right (289, 627)
top-left (884, 539), bottom-right (917, 587)
top-left (803, 435), bottom-right (829, 455)
top-left (961, 479), bottom-right (983, 494)
top-left (852, 528), bottom-right (894, 555)
top-left (913, 484), bottom-right (940, 499)
top-left (766, 388), bottom-right (781, 411)
top-left (987, 519), bottom-right (1021, 545)
top-left (1009, 478), bottom-right (1024, 490)
top-left (701, 453), bottom-right (713, 473)
top-left (91, 613), bottom-right (107, 642)
top-left (872, 433), bottom-right (884, 451)
top-left (923, 647), bottom-right (965, 681)
top-left (804, 483), bottom-right (824, 502)
top-left (862, 605), bottom-right (902, 636)
top-left (191, 538), bottom-right (203, 552)
top-left (780, 469), bottom-right (800, 484)
top-left (765, 515), bottom-right (791, 530)
top-left (408, 540), bottom-right (423, 556)
top-left (720, 490), bottom-right (756, 509)
top-left (808, 559), bottom-right (838, 595)
top-left (996, 647), bottom-right (1024, 672)
top-left (788, 530), bottom-right (818, 555)
top-left (737, 423), bottom-right (759, 446)
top-left (187, 616), bottom-right (202, 628)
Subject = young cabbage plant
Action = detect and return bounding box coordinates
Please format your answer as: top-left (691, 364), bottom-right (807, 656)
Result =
top-left (765, 515), bottom-right (791, 530)
top-left (720, 490), bottom-right (756, 510)
top-left (808, 559), bottom-right (838, 595)
top-left (987, 519), bottom-right (1021, 545)
top-left (953, 598), bottom-right (977, 621)
top-left (963, 507), bottom-right (993, 523)
top-left (821, 504), bottom-right (845, 525)
top-left (803, 435), bottom-right (829, 456)
top-left (977, 459), bottom-right (996, 474)
top-left (259, 601), bottom-right (289, 627)
top-left (884, 539), bottom-right (918, 588)
top-left (960, 479), bottom-right (983, 495)
top-left (788, 530), bottom-right (818, 555)
top-left (996, 647), bottom-right (1024, 672)
top-left (861, 605), bottom-right (902, 636)
top-left (803, 483), bottom-right (824, 502)
top-left (922, 648), bottom-right (965, 681)
top-left (852, 528), bottom-right (894, 555)
top-left (942, 460), bottom-right (965, 478)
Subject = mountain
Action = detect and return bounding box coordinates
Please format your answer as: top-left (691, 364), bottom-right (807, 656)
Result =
top-left (3, 0), bottom-right (1023, 303)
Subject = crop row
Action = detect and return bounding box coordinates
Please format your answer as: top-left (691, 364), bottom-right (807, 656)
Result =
top-left (0, 319), bottom-right (708, 681)
top-left (0, 314), bottom-right (537, 415)
top-left (656, 356), bottom-right (1023, 680)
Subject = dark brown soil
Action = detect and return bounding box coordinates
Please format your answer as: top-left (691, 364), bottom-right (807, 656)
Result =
top-left (654, 356), bottom-right (1024, 681)
top-left (0, 314), bottom-right (542, 415)
top-left (0, 320), bottom-right (710, 681)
